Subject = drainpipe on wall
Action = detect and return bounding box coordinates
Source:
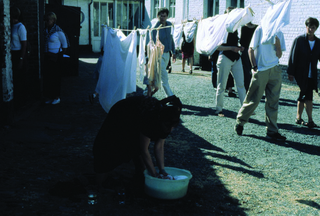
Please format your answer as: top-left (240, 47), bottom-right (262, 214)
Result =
top-left (88, 0), bottom-right (93, 51)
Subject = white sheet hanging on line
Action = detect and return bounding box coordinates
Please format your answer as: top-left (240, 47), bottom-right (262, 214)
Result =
top-left (100, 25), bottom-right (108, 50)
top-left (138, 29), bottom-right (148, 82)
top-left (95, 28), bottom-right (138, 113)
top-left (195, 14), bottom-right (229, 56)
top-left (225, 6), bottom-right (254, 33)
top-left (260, 0), bottom-right (292, 44)
top-left (173, 24), bottom-right (183, 50)
top-left (183, 21), bottom-right (197, 43)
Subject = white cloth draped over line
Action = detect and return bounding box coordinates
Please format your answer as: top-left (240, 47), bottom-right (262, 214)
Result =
top-left (138, 29), bottom-right (148, 81)
top-left (260, 0), bottom-right (292, 44)
top-left (95, 27), bottom-right (138, 113)
top-left (196, 6), bottom-right (254, 56)
top-left (173, 24), bottom-right (183, 50)
top-left (196, 14), bottom-right (229, 56)
top-left (225, 6), bottom-right (254, 33)
top-left (183, 21), bottom-right (197, 43)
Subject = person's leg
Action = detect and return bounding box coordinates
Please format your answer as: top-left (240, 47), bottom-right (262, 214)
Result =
top-left (241, 47), bottom-right (252, 92)
top-left (182, 58), bottom-right (186, 72)
top-left (160, 52), bottom-right (174, 97)
top-left (236, 69), bottom-right (269, 126)
top-left (296, 100), bottom-right (304, 120)
top-left (189, 56), bottom-right (193, 74)
top-left (305, 100), bottom-right (313, 123)
top-left (231, 58), bottom-right (246, 106)
top-left (264, 66), bottom-right (282, 134)
top-left (215, 55), bottom-right (232, 112)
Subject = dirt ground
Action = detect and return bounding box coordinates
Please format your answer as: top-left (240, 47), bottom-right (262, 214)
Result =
top-left (1, 53), bottom-right (319, 216)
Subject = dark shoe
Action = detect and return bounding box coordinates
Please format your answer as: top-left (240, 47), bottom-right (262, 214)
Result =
top-left (266, 132), bottom-right (286, 141)
top-left (189, 70), bottom-right (192, 74)
top-left (182, 69), bottom-right (185, 72)
top-left (234, 124), bottom-right (243, 135)
top-left (295, 118), bottom-right (307, 126)
top-left (307, 121), bottom-right (318, 128)
top-left (168, 67), bottom-right (172, 73)
top-left (228, 92), bottom-right (237, 97)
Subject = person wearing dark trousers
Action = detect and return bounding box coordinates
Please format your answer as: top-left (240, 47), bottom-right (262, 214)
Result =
top-left (10, 7), bottom-right (28, 108)
top-left (43, 12), bottom-right (68, 105)
top-left (240, 22), bottom-right (258, 92)
top-left (287, 17), bottom-right (320, 128)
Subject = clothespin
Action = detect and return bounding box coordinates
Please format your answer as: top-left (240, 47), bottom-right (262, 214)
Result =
top-left (134, 26), bottom-right (136, 30)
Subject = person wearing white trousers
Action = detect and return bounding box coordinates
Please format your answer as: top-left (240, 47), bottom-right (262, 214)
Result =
top-left (160, 52), bottom-right (174, 96)
top-left (214, 54), bottom-right (246, 114)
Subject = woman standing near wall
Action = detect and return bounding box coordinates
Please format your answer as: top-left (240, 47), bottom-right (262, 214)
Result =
top-left (43, 12), bottom-right (68, 105)
top-left (10, 7), bottom-right (27, 108)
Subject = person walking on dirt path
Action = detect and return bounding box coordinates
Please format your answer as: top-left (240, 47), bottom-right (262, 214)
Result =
top-left (234, 25), bottom-right (287, 141)
top-left (287, 17), bottom-right (320, 129)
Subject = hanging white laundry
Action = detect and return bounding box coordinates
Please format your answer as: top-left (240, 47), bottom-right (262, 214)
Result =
top-left (150, 18), bottom-right (159, 28)
top-left (95, 28), bottom-right (138, 113)
top-left (260, 0), bottom-right (292, 44)
top-left (138, 29), bottom-right (148, 82)
top-left (183, 21), bottom-right (197, 43)
top-left (173, 24), bottom-right (183, 50)
top-left (196, 14), bottom-right (229, 56)
top-left (100, 25), bottom-right (108, 50)
top-left (225, 6), bottom-right (254, 33)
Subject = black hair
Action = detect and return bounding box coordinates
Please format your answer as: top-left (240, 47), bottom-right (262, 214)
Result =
top-left (158, 8), bottom-right (169, 16)
top-left (305, 17), bottom-right (319, 28)
top-left (159, 95), bottom-right (182, 128)
top-left (10, 7), bottom-right (20, 20)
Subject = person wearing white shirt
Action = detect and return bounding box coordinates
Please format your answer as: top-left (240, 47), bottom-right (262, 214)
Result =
top-left (10, 7), bottom-right (27, 107)
top-left (43, 12), bottom-right (68, 105)
top-left (235, 26), bottom-right (287, 141)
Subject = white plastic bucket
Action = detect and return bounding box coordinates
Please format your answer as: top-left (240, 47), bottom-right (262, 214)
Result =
top-left (144, 167), bottom-right (192, 199)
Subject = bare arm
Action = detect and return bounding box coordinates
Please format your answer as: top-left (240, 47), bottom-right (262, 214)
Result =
top-left (217, 45), bottom-right (244, 53)
top-left (154, 139), bottom-right (166, 174)
top-left (139, 133), bottom-right (158, 177)
top-left (274, 36), bottom-right (282, 59)
top-left (248, 47), bottom-right (257, 71)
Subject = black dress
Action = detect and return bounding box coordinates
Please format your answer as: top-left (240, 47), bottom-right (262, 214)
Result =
top-left (93, 96), bottom-right (173, 173)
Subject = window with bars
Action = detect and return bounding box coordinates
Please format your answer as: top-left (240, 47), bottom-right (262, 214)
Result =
top-left (208, 0), bottom-right (220, 17)
top-left (153, 0), bottom-right (175, 18)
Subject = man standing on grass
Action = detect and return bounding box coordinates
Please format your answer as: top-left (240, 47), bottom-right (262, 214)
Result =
top-left (234, 26), bottom-right (287, 141)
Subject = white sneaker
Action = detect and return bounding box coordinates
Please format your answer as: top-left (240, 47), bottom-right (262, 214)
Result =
top-left (52, 98), bottom-right (60, 105)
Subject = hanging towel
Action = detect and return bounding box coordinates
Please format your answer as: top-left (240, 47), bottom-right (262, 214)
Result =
top-left (225, 6), bottom-right (254, 33)
top-left (95, 28), bottom-right (138, 113)
top-left (183, 21), bottom-right (197, 43)
top-left (173, 24), bottom-right (183, 50)
top-left (196, 14), bottom-right (229, 56)
top-left (138, 29), bottom-right (148, 82)
top-left (260, 0), bottom-right (292, 44)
